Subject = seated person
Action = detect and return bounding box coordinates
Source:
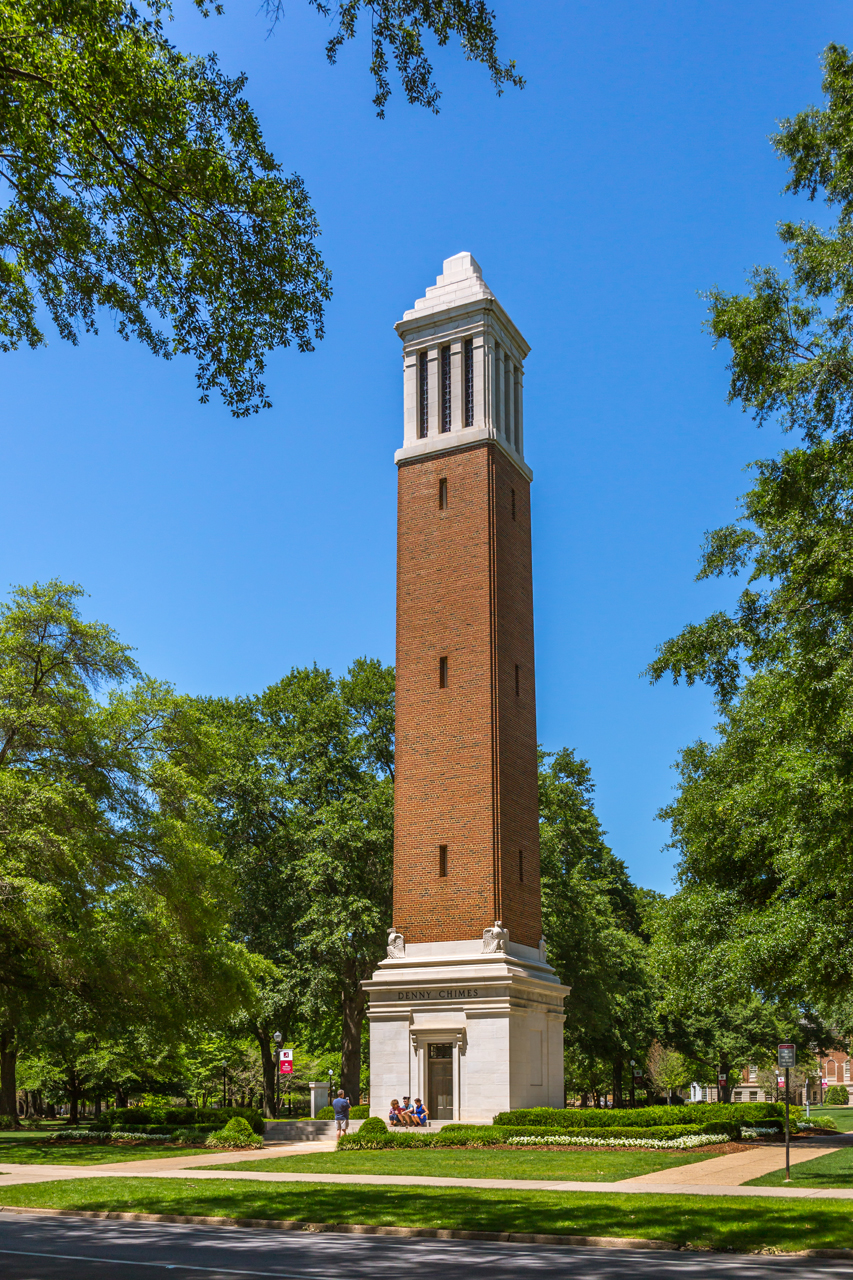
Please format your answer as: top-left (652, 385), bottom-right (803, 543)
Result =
top-left (388, 1098), bottom-right (408, 1126)
top-left (412, 1097), bottom-right (429, 1126)
top-left (401, 1095), bottom-right (416, 1124)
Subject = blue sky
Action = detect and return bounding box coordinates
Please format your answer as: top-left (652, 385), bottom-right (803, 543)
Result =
top-left (3, 0), bottom-right (846, 892)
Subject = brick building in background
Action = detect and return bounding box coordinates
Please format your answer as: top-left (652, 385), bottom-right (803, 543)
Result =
top-left (364, 254), bottom-right (569, 1123)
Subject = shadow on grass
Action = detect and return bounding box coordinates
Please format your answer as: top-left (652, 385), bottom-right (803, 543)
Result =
top-left (1, 1179), bottom-right (852, 1252)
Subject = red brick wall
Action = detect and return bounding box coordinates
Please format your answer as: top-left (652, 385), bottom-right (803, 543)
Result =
top-left (393, 441), bottom-right (542, 947)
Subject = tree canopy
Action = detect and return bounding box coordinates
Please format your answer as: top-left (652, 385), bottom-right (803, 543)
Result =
top-left (0, 580), bottom-right (249, 1122)
top-left (539, 748), bottom-right (657, 1105)
top-left (264, 0), bottom-right (523, 117)
top-left (1, 0), bottom-right (520, 412)
top-left (647, 45), bottom-right (853, 1007)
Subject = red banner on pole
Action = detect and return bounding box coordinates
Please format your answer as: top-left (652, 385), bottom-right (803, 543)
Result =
top-left (279, 1049), bottom-right (293, 1075)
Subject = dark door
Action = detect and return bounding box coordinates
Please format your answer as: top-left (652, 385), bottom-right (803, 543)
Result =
top-left (428, 1043), bottom-right (453, 1119)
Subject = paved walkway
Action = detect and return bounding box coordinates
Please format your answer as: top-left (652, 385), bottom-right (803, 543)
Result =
top-left (1, 1136), bottom-right (850, 1202)
top-left (620, 1137), bottom-right (846, 1187)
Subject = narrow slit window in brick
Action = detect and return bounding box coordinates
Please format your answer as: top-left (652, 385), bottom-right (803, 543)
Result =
top-left (518, 849), bottom-right (524, 882)
top-left (439, 477), bottom-right (448, 510)
top-left (439, 656), bottom-right (448, 688)
top-left (439, 845), bottom-right (448, 877)
top-left (511, 488), bottom-right (516, 521)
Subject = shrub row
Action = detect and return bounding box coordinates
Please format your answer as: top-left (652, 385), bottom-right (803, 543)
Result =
top-left (337, 1122), bottom-right (736, 1150)
top-left (92, 1106), bottom-right (264, 1135)
top-left (47, 1129), bottom-right (179, 1144)
top-left (96, 1122), bottom-right (220, 1138)
top-left (492, 1102), bottom-right (784, 1130)
top-left (313, 1105), bottom-right (370, 1120)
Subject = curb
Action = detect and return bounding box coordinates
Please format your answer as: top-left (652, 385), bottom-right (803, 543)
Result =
top-left (2, 1204), bottom-right (853, 1259)
top-left (0, 1205), bottom-right (674, 1251)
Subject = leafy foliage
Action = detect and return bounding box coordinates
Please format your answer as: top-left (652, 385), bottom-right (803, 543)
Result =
top-left (539, 749), bottom-right (657, 1100)
top-left (647, 46), bottom-right (853, 1006)
top-left (0, 579), bottom-right (250, 1119)
top-left (204, 1115), bottom-right (263, 1148)
top-left (199, 657), bottom-right (394, 1105)
top-left (826, 1085), bottom-right (850, 1104)
top-left (265, 0), bottom-right (523, 117)
top-left (0, 0), bottom-right (331, 415)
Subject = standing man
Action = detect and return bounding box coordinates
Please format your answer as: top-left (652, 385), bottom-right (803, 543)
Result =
top-left (332, 1089), bottom-right (351, 1140)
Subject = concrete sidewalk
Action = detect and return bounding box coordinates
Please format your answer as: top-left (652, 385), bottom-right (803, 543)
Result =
top-left (621, 1137), bottom-right (846, 1187)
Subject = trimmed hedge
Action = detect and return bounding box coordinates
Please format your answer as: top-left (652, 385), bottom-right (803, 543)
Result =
top-left (315, 1104), bottom-right (371, 1120)
top-left (93, 1122), bottom-right (219, 1138)
top-left (205, 1118), bottom-right (264, 1150)
top-left (92, 1106), bottom-right (264, 1135)
top-left (493, 1103), bottom-right (783, 1130)
top-left (337, 1122), bottom-right (739, 1150)
top-left (825, 1086), bottom-right (850, 1105)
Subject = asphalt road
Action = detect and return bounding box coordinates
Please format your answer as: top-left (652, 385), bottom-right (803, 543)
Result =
top-left (1, 1213), bottom-right (853, 1280)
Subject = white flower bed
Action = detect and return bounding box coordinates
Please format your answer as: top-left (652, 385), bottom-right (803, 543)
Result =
top-left (506, 1133), bottom-right (730, 1150)
top-left (47, 1129), bottom-right (174, 1143)
top-left (741, 1126), bottom-right (781, 1138)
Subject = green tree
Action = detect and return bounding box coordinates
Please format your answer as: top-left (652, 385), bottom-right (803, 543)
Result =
top-left (200, 657), bottom-right (394, 1106)
top-left (1, 0), bottom-right (519, 412)
top-left (539, 748), bottom-right (657, 1106)
top-left (647, 45), bottom-right (853, 1006)
top-left (0, 580), bottom-right (249, 1123)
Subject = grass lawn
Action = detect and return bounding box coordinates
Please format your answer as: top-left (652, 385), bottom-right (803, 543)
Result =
top-left (200, 1146), bottom-right (723, 1182)
top-left (748, 1144), bottom-right (853, 1189)
top-left (0, 1177), bottom-right (852, 1252)
top-left (0, 1122), bottom-right (80, 1141)
top-left (808, 1107), bottom-right (853, 1133)
top-left (0, 1141), bottom-right (210, 1166)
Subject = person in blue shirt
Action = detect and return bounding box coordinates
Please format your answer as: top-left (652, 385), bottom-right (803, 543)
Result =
top-left (412, 1098), bottom-right (429, 1126)
top-left (332, 1090), bottom-right (351, 1139)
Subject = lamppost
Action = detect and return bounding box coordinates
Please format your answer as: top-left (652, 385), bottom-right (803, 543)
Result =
top-left (328, 1067), bottom-right (334, 1109)
top-left (222, 1062), bottom-right (227, 1109)
top-left (273, 1031), bottom-right (282, 1119)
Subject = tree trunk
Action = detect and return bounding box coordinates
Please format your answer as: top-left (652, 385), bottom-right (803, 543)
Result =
top-left (0, 1024), bottom-right (19, 1127)
top-left (341, 983), bottom-right (365, 1105)
top-left (719, 1057), bottom-right (731, 1104)
top-left (251, 1024), bottom-right (276, 1119)
top-left (613, 1059), bottom-right (624, 1108)
top-left (629, 1073), bottom-right (636, 1108)
top-left (67, 1073), bottom-right (80, 1125)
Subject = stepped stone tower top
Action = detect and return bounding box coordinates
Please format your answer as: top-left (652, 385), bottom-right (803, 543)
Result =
top-left (400, 252), bottom-right (495, 319)
top-left (394, 254), bottom-right (531, 479)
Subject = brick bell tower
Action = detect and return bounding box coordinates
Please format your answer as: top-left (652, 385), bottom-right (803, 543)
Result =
top-left (364, 254), bottom-right (569, 1124)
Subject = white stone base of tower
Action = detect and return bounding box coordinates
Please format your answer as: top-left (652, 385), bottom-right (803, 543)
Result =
top-left (364, 939), bottom-right (569, 1125)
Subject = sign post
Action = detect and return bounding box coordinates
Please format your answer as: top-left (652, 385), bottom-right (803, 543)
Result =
top-left (778, 1043), bottom-right (796, 1182)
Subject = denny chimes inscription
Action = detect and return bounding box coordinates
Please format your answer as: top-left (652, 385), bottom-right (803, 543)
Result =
top-left (364, 253), bottom-right (569, 1124)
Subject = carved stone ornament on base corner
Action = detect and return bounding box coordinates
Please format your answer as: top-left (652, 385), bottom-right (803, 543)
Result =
top-left (538, 936), bottom-right (548, 963)
top-left (386, 927), bottom-right (405, 959)
top-left (482, 920), bottom-right (509, 954)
